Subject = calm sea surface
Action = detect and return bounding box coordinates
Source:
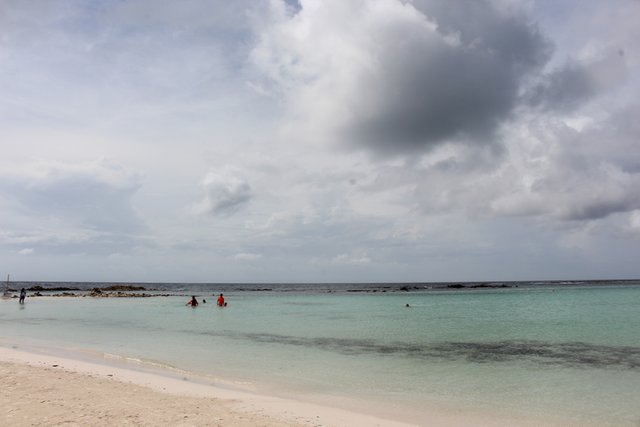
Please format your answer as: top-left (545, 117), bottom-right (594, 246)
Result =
top-left (1, 281), bottom-right (639, 425)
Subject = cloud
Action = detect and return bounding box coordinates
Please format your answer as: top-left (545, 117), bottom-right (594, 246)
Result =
top-left (492, 161), bottom-right (640, 222)
top-left (526, 51), bottom-right (627, 112)
top-left (354, 97), bottom-right (640, 236)
top-left (0, 159), bottom-right (147, 255)
top-left (332, 252), bottom-right (371, 265)
top-left (627, 210), bottom-right (640, 237)
top-left (0, 159), bottom-right (144, 231)
top-left (0, 228), bottom-right (149, 256)
top-left (17, 248), bottom-right (34, 256)
top-left (538, 107), bottom-right (640, 222)
top-left (251, 0), bottom-right (550, 155)
top-left (192, 167), bottom-right (252, 216)
top-left (233, 252), bottom-right (263, 261)
top-left (0, 0), bottom-right (264, 134)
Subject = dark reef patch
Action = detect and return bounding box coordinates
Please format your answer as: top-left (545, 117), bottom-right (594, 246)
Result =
top-left (225, 332), bottom-right (640, 370)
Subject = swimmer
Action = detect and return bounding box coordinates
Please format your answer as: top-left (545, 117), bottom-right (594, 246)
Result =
top-left (186, 296), bottom-right (199, 307)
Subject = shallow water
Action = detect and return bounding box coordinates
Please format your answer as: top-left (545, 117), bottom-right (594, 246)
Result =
top-left (1, 283), bottom-right (640, 425)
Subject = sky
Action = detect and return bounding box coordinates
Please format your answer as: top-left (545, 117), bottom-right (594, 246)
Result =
top-left (1, 0), bottom-right (639, 283)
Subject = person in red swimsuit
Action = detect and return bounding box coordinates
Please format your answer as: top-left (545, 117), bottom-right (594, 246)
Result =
top-left (217, 293), bottom-right (225, 307)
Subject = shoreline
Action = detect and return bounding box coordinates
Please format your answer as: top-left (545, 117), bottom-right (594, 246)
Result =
top-left (0, 343), bottom-right (601, 427)
top-left (0, 344), bottom-right (418, 427)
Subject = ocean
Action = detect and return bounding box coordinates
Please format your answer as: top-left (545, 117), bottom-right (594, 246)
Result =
top-left (1, 281), bottom-right (639, 425)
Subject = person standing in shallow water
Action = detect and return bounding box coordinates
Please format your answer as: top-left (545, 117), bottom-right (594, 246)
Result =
top-left (217, 293), bottom-right (225, 307)
top-left (19, 288), bottom-right (26, 304)
top-left (186, 296), bottom-right (198, 307)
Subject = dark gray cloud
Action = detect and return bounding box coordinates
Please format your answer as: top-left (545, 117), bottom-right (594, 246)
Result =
top-left (415, 0), bottom-right (550, 69)
top-left (527, 62), bottom-right (595, 112)
top-left (348, 1), bottom-right (551, 153)
top-left (560, 200), bottom-right (635, 222)
top-left (346, 41), bottom-right (523, 152)
top-left (526, 51), bottom-right (627, 112)
top-left (254, 0), bottom-right (551, 155)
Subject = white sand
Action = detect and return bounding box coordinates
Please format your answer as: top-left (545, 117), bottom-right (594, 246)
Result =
top-left (0, 345), bottom-right (417, 426)
top-left (0, 345), bottom-right (593, 426)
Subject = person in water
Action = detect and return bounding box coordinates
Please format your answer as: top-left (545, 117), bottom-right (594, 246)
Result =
top-left (19, 288), bottom-right (26, 304)
top-left (217, 293), bottom-right (225, 307)
top-left (186, 296), bottom-right (198, 307)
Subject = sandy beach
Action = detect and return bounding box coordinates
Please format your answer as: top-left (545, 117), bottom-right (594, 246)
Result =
top-left (0, 346), bottom-right (418, 427)
top-left (2, 361), bottom-right (295, 427)
top-left (1, 344), bottom-right (601, 427)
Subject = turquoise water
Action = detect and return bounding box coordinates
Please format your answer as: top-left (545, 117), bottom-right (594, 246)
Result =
top-left (1, 284), bottom-right (640, 425)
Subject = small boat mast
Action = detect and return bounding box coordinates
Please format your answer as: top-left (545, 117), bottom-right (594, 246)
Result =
top-left (2, 274), bottom-right (11, 298)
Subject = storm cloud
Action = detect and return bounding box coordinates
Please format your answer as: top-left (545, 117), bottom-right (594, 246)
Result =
top-left (252, 0), bottom-right (551, 154)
